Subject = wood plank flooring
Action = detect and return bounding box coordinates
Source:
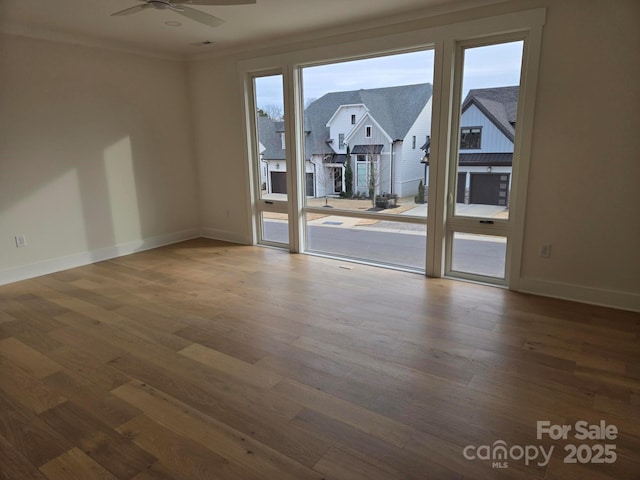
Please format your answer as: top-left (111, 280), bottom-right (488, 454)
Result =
top-left (1, 238), bottom-right (639, 479)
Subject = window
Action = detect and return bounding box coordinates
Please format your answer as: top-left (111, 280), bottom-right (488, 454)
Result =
top-left (338, 133), bottom-right (345, 149)
top-left (280, 132), bottom-right (286, 149)
top-left (460, 127), bottom-right (481, 149)
top-left (242, 8), bottom-right (543, 281)
top-left (351, 114), bottom-right (356, 124)
top-left (412, 135), bottom-right (416, 149)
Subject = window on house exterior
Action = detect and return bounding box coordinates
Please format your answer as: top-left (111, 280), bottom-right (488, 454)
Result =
top-left (460, 127), bottom-right (481, 149)
top-left (339, 133), bottom-right (345, 149)
top-left (351, 114), bottom-right (356, 124)
top-left (365, 126), bottom-right (372, 138)
top-left (281, 132), bottom-right (286, 149)
top-left (412, 135), bottom-right (416, 149)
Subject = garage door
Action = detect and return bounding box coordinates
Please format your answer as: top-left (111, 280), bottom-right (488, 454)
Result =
top-left (270, 172), bottom-right (287, 194)
top-left (470, 173), bottom-right (510, 206)
top-left (456, 173), bottom-right (466, 203)
top-left (306, 173), bottom-right (315, 197)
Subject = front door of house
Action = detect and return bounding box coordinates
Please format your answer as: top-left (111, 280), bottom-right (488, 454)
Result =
top-left (333, 168), bottom-right (342, 194)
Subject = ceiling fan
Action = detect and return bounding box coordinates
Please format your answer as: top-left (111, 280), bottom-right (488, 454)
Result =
top-left (111, 0), bottom-right (256, 28)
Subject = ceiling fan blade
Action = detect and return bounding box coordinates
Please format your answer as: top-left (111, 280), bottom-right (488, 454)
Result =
top-left (111, 4), bottom-right (151, 16)
top-left (173, 0), bottom-right (256, 5)
top-left (172, 6), bottom-right (225, 27)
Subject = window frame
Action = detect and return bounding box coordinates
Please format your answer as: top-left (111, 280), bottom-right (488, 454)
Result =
top-left (460, 126), bottom-right (482, 150)
top-left (238, 8), bottom-right (546, 286)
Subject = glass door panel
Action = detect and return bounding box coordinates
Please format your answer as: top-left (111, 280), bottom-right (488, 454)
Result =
top-left (451, 40), bottom-right (523, 220)
top-left (445, 39), bottom-right (525, 283)
top-left (451, 232), bottom-right (507, 279)
top-left (252, 73), bottom-right (290, 247)
top-left (260, 212), bottom-right (289, 245)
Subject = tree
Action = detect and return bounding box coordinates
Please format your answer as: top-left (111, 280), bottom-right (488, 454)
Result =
top-left (363, 143), bottom-right (382, 208)
top-left (322, 160), bottom-right (333, 207)
top-left (344, 145), bottom-right (353, 198)
top-left (258, 104), bottom-right (284, 120)
top-left (317, 155), bottom-right (341, 207)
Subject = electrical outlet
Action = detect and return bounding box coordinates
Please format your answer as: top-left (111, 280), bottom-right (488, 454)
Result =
top-left (539, 243), bottom-right (551, 258)
top-left (15, 234), bottom-right (27, 248)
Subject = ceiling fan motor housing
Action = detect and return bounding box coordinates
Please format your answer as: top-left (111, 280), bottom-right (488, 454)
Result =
top-left (148, 0), bottom-right (172, 9)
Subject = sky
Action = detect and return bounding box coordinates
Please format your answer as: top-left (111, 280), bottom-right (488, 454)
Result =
top-left (254, 40), bottom-right (523, 114)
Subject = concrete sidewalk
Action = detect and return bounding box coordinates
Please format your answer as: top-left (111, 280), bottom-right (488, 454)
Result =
top-left (400, 203), bottom-right (506, 218)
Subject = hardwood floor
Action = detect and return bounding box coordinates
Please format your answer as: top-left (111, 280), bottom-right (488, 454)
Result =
top-left (1, 238), bottom-right (638, 479)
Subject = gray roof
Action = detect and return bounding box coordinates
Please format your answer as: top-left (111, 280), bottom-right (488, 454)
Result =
top-left (459, 152), bottom-right (512, 166)
top-left (328, 154), bottom-right (348, 164)
top-left (257, 116), bottom-right (286, 160)
top-left (352, 144), bottom-right (384, 154)
top-left (304, 83), bottom-right (432, 158)
top-left (462, 86), bottom-right (519, 142)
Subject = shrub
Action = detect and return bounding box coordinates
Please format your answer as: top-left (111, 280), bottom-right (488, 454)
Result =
top-left (415, 180), bottom-right (426, 204)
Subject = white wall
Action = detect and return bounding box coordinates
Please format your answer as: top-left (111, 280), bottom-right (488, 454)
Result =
top-left (398, 99), bottom-right (432, 196)
top-left (516, 0), bottom-right (640, 309)
top-left (188, 0), bottom-right (640, 310)
top-left (0, 34), bottom-right (200, 283)
top-left (188, 58), bottom-right (252, 244)
top-left (328, 105), bottom-right (368, 154)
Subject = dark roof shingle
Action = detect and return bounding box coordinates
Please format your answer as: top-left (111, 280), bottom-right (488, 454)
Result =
top-left (462, 86), bottom-right (519, 142)
top-left (257, 116), bottom-right (286, 160)
top-left (304, 83), bottom-right (432, 158)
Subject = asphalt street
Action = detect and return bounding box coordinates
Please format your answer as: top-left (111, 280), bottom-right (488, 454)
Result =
top-left (263, 220), bottom-right (506, 277)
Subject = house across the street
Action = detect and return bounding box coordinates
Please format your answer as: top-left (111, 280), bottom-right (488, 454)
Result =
top-left (260, 84), bottom-right (518, 206)
top-left (423, 85), bottom-right (519, 206)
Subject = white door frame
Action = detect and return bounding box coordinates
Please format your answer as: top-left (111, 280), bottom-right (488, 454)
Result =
top-left (426, 15), bottom-right (545, 289)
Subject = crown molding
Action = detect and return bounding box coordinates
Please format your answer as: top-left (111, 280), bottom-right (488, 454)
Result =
top-left (0, 23), bottom-right (184, 61)
top-left (186, 0), bottom-right (511, 62)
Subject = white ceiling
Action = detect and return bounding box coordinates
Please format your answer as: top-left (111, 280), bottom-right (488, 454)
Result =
top-left (0, 0), bottom-right (496, 58)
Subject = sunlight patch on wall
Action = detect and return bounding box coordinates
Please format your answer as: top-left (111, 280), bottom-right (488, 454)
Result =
top-left (103, 136), bottom-right (142, 244)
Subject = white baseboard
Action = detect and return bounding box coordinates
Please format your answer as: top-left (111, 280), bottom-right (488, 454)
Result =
top-left (0, 228), bottom-right (201, 286)
top-left (201, 227), bottom-right (252, 245)
top-left (518, 277), bottom-right (640, 312)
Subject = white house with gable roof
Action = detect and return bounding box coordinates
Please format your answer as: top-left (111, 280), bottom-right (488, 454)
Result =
top-left (259, 83), bottom-right (433, 199)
